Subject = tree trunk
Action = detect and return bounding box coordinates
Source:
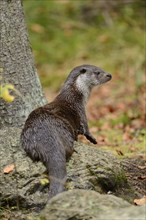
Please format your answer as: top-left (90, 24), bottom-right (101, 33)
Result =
top-left (0, 1), bottom-right (47, 216)
top-left (0, 0), bottom-right (47, 129)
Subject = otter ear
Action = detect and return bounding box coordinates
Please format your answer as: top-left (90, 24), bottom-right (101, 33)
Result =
top-left (80, 68), bottom-right (86, 73)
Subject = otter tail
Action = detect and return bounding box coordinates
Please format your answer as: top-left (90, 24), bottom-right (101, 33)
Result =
top-left (21, 125), bottom-right (67, 199)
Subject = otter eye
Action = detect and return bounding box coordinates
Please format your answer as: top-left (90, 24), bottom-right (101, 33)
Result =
top-left (80, 68), bottom-right (86, 73)
top-left (95, 71), bottom-right (100, 75)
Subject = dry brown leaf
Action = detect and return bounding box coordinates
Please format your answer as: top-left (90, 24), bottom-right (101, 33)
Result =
top-left (139, 155), bottom-right (146, 161)
top-left (138, 175), bottom-right (146, 180)
top-left (129, 146), bottom-right (138, 153)
top-left (3, 164), bottom-right (15, 174)
top-left (138, 165), bottom-right (146, 170)
top-left (98, 136), bottom-right (106, 142)
top-left (134, 196), bottom-right (146, 206)
top-left (123, 132), bottom-right (133, 141)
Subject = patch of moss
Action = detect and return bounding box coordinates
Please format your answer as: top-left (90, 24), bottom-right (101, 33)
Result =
top-left (115, 170), bottom-right (127, 188)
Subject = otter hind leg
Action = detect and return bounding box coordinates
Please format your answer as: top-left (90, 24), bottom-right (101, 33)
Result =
top-left (21, 123), bottom-right (67, 199)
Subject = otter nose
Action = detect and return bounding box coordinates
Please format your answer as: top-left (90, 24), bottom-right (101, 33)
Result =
top-left (106, 73), bottom-right (112, 79)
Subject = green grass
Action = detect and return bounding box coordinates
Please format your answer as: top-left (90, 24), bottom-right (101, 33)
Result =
top-left (23, 0), bottom-right (145, 90)
top-left (99, 128), bottom-right (146, 157)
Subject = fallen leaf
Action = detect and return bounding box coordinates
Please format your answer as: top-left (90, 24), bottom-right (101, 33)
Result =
top-left (129, 146), bottom-right (138, 153)
top-left (0, 85), bottom-right (15, 102)
top-left (123, 132), bottom-right (133, 141)
top-left (40, 178), bottom-right (49, 186)
top-left (134, 196), bottom-right (146, 206)
top-left (138, 165), bottom-right (146, 170)
top-left (138, 175), bottom-right (146, 180)
top-left (3, 164), bottom-right (15, 174)
top-left (139, 155), bottom-right (146, 161)
top-left (98, 136), bottom-right (105, 142)
top-left (0, 84), bottom-right (21, 102)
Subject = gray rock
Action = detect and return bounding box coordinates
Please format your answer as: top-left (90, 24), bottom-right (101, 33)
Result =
top-left (0, 127), bottom-right (132, 217)
top-left (67, 142), bottom-right (127, 194)
top-left (0, 127), bottom-right (47, 209)
top-left (37, 190), bottom-right (145, 220)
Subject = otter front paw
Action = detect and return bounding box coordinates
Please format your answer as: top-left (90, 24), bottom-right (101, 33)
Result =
top-left (85, 133), bottom-right (97, 144)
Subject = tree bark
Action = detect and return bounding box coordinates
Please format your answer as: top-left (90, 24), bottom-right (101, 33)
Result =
top-left (0, 0), bottom-right (47, 129)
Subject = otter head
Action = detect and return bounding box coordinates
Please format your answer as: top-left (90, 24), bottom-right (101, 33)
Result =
top-left (64, 64), bottom-right (111, 104)
top-left (61, 64), bottom-right (112, 104)
top-left (75, 64), bottom-right (111, 87)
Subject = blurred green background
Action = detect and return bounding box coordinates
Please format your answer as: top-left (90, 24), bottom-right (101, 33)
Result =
top-left (23, 0), bottom-right (145, 90)
top-left (23, 0), bottom-right (145, 156)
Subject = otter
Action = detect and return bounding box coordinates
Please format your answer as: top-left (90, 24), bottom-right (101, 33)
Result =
top-left (21, 64), bottom-right (112, 199)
